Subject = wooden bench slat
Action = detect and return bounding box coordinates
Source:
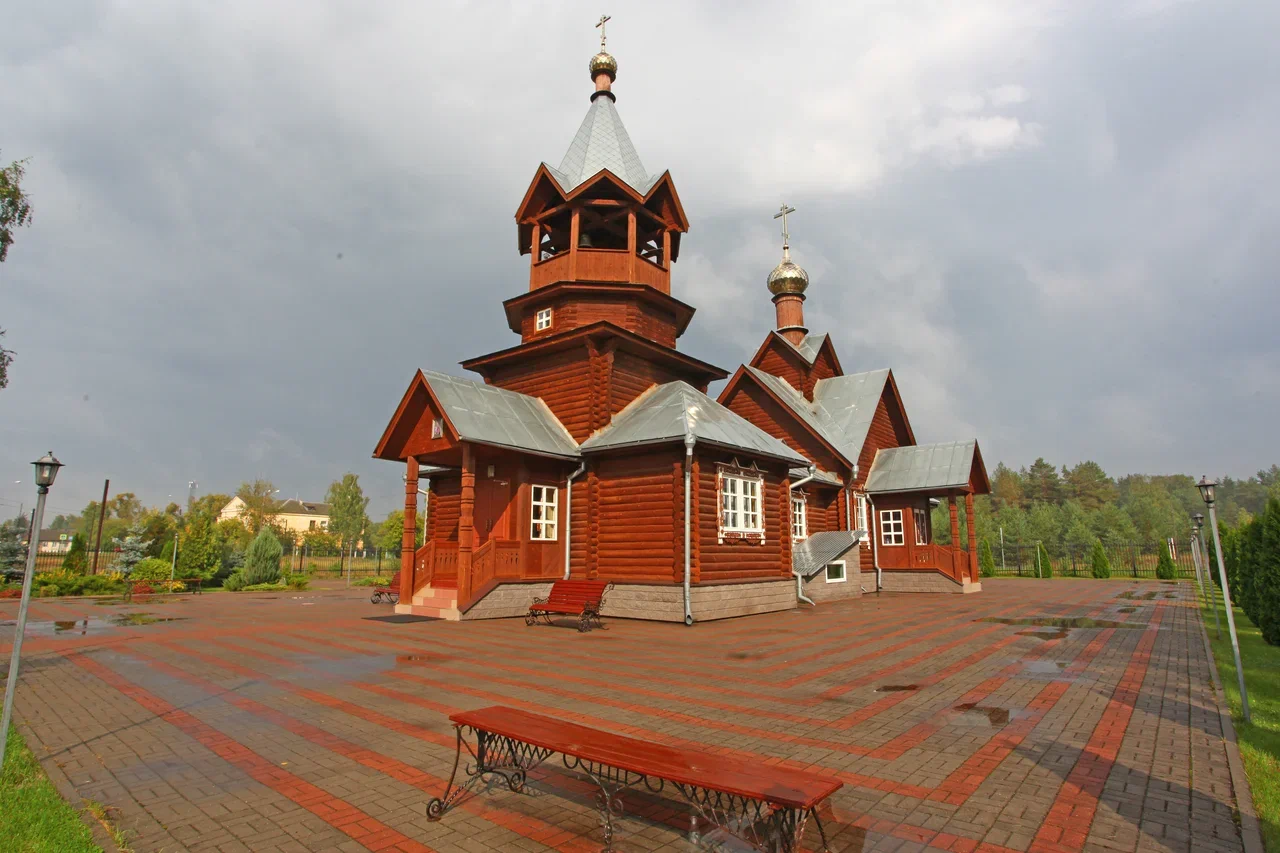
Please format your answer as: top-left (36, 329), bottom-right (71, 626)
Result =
top-left (451, 706), bottom-right (840, 810)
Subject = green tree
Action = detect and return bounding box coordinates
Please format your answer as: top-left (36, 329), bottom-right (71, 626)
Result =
top-left (1063, 461), bottom-right (1115, 510)
top-left (61, 533), bottom-right (88, 574)
top-left (0, 329), bottom-right (12, 391)
top-left (1090, 539), bottom-right (1111, 578)
top-left (109, 493), bottom-right (144, 525)
top-left (0, 153), bottom-right (34, 264)
top-left (1155, 544), bottom-right (1177, 580)
top-left (0, 534), bottom-right (26, 575)
top-left (1024, 458), bottom-right (1061, 505)
top-left (243, 527), bottom-right (282, 585)
top-left (990, 463), bottom-right (1025, 509)
top-left (375, 509), bottom-right (424, 554)
top-left (1253, 498), bottom-right (1280, 645)
top-left (235, 480), bottom-right (280, 533)
top-left (979, 539), bottom-right (996, 578)
top-left (177, 516), bottom-right (221, 580)
top-left (326, 473), bottom-right (370, 568)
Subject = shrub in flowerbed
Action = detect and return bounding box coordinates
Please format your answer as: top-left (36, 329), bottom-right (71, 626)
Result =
top-left (38, 585), bottom-right (59, 598)
top-left (242, 582), bottom-right (288, 592)
top-left (222, 570), bottom-right (247, 591)
top-left (131, 583), bottom-right (155, 596)
top-left (353, 576), bottom-right (390, 587)
top-left (243, 528), bottom-right (282, 586)
top-left (1, 588), bottom-right (21, 599)
top-left (29, 571), bottom-right (126, 597)
top-left (129, 558), bottom-right (174, 582)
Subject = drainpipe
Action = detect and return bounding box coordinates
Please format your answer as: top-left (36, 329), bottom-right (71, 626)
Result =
top-left (868, 493), bottom-right (883, 593)
top-left (683, 433), bottom-right (695, 626)
top-left (563, 461), bottom-right (586, 580)
top-left (790, 465), bottom-right (816, 491)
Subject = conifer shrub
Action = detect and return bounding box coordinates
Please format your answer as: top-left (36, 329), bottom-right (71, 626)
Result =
top-left (243, 527), bottom-right (282, 585)
top-left (1090, 539), bottom-right (1111, 578)
top-left (222, 569), bottom-right (247, 591)
top-left (1155, 546), bottom-right (1177, 581)
top-left (60, 533), bottom-right (88, 574)
top-left (1034, 542), bottom-right (1053, 578)
top-left (979, 540), bottom-right (996, 578)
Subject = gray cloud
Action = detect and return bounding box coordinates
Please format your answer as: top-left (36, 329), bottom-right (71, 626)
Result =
top-left (2, 0), bottom-right (1277, 520)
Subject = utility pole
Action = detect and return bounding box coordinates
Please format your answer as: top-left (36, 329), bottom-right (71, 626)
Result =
top-left (1198, 477), bottom-right (1250, 723)
top-left (91, 479), bottom-right (109, 574)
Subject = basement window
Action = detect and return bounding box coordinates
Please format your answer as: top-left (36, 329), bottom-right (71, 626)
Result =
top-left (720, 471), bottom-right (764, 539)
top-left (531, 485), bottom-right (558, 541)
top-left (880, 509), bottom-right (904, 546)
top-left (791, 495), bottom-right (807, 541)
top-left (535, 308), bottom-right (553, 331)
top-left (825, 561), bottom-right (847, 583)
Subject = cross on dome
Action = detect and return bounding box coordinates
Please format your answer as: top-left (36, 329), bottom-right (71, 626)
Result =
top-left (774, 203), bottom-right (796, 252)
top-left (596, 14), bottom-right (611, 52)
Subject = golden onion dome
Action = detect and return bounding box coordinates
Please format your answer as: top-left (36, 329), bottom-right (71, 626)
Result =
top-left (589, 51), bottom-right (617, 79)
top-left (767, 254), bottom-right (809, 296)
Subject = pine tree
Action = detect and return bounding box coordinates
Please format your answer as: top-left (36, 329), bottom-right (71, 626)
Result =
top-left (243, 526), bottom-right (282, 585)
top-left (1155, 544), bottom-right (1177, 581)
top-left (61, 532), bottom-right (88, 574)
top-left (1090, 539), bottom-right (1111, 579)
top-left (979, 540), bottom-right (996, 578)
top-left (111, 524), bottom-right (152, 575)
top-left (0, 534), bottom-right (26, 576)
top-left (176, 517), bottom-right (221, 580)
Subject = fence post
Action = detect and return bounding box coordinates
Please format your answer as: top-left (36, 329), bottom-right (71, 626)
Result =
top-left (1131, 546), bottom-right (1138, 579)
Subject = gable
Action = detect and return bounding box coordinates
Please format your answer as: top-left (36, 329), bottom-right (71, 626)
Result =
top-left (731, 381), bottom-right (844, 474)
top-left (855, 385), bottom-right (915, 480)
top-left (372, 371), bottom-right (458, 462)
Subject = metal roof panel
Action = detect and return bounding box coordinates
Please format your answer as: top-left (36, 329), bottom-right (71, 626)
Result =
top-left (863, 440), bottom-right (978, 494)
top-left (422, 370), bottom-right (580, 459)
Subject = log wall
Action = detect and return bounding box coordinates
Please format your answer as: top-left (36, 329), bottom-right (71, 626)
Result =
top-left (430, 477), bottom-right (461, 543)
top-left (487, 346), bottom-right (595, 441)
top-left (695, 451), bottom-right (790, 583)
top-left (593, 453), bottom-right (678, 584)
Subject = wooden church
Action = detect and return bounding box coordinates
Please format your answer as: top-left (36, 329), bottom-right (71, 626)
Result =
top-left (373, 34), bottom-right (990, 622)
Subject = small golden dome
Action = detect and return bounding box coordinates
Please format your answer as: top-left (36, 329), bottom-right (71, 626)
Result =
top-left (768, 256), bottom-right (809, 296)
top-left (590, 51), bottom-right (617, 79)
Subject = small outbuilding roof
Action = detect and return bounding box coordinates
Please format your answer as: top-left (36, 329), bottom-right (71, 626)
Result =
top-left (580, 381), bottom-right (807, 465)
top-left (792, 531), bottom-right (864, 578)
top-left (422, 369), bottom-right (580, 460)
top-left (863, 440), bottom-right (982, 494)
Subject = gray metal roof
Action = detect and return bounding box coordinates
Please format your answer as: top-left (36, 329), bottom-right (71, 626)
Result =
top-left (863, 440), bottom-right (978, 494)
top-left (580, 381), bottom-right (807, 464)
top-left (781, 332), bottom-right (830, 365)
top-left (422, 370), bottom-right (580, 459)
top-left (549, 96), bottom-right (659, 194)
top-left (792, 531), bottom-right (864, 578)
top-left (789, 467), bottom-right (843, 488)
top-left (745, 366), bottom-right (891, 466)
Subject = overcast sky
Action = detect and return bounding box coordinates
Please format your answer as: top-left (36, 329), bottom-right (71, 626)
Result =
top-left (2, 0), bottom-right (1277, 521)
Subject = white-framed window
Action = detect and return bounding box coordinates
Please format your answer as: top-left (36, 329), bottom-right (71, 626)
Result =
top-left (791, 495), bottom-right (807, 541)
top-left (535, 308), bottom-right (553, 331)
top-left (880, 509), bottom-right (904, 546)
top-left (719, 470), bottom-right (764, 536)
top-left (855, 493), bottom-right (869, 547)
top-left (825, 561), bottom-right (847, 583)
top-left (913, 507), bottom-right (929, 545)
top-left (431, 417), bottom-right (443, 439)
top-left (530, 485), bottom-right (558, 540)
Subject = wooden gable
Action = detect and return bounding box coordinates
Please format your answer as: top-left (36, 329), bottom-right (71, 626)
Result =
top-left (747, 332), bottom-right (843, 400)
top-left (717, 365), bottom-right (850, 474)
top-left (371, 370), bottom-right (459, 462)
top-left (854, 373), bottom-right (916, 482)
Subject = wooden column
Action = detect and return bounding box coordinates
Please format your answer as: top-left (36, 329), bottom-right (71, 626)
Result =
top-left (401, 458), bottom-right (418, 601)
top-left (965, 493), bottom-right (978, 580)
top-left (458, 444), bottom-right (476, 603)
top-left (662, 230), bottom-right (671, 271)
top-left (948, 496), bottom-right (961, 578)
top-left (530, 223), bottom-right (540, 279)
top-left (568, 209), bottom-right (580, 280)
top-left (626, 211), bottom-right (637, 283)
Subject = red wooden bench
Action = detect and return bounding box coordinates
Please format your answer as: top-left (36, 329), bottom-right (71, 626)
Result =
top-left (525, 579), bottom-right (612, 632)
top-left (426, 706), bottom-right (838, 852)
top-left (370, 570), bottom-right (401, 604)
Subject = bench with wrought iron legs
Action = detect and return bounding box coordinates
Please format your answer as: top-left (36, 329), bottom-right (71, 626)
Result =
top-left (525, 579), bottom-right (612, 632)
top-left (426, 705), bottom-right (838, 853)
top-left (370, 569), bottom-right (401, 604)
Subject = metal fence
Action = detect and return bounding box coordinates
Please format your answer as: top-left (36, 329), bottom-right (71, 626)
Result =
top-left (21, 547), bottom-right (400, 580)
top-left (984, 540), bottom-right (1199, 579)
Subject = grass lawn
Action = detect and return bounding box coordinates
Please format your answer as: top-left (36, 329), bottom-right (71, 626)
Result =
top-left (1202, 594), bottom-right (1280, 851)
top-left (0, 725), bottom-right (101, 852)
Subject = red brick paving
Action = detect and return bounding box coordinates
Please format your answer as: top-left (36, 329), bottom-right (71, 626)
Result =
top-left (0, 580), bottom-right (1247, 852)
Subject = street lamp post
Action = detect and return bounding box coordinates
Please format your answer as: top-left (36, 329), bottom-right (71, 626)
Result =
top-left (1188, 524), bottom-right (1206, 606)
top-left (0, 452), bottom-right (64, 770)
top-left (1198, 476), bottom-right (1250, 723)
top-left (1193, 512), bottom-right (1220, 638)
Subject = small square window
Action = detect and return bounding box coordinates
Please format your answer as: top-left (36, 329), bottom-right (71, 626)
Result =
top-left (880, 509), bottom-right (904, 546)
top-left (535, 308), bottom-right (553, 331)
top-left (825, 562), bottom-right (846, 583)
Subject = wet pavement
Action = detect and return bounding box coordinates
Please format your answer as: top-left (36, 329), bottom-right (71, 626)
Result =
top-left (0, 580), bottom-right (1252, 852)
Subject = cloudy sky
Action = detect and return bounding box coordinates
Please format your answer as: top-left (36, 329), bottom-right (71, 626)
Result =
top-left (2, 0), bottom-right (1277, 520)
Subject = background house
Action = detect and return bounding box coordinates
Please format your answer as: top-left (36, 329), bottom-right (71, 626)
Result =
top-left (218, 497), bottom-right (331, 539)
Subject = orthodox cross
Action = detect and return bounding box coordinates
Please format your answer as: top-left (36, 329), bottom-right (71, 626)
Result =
top-left (596, 14), bottom-right (611, 52)
top-left (774, 203), bottom-right (796, 249)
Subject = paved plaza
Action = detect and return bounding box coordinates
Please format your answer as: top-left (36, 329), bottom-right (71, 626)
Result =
top-left (0, 579), bottom-right (1255, 852)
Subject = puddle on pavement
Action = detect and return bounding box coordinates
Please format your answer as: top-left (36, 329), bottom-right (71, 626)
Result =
top-left (1016, 628), bottom-right (1069, 640)
top-left (93, 596), bottom-right (184, 606)
top-left (978, 616), bottom-right (1142, 630)
top-left (1118, 591), bottom-right (1158, 601)
top-left (954, 703), bottom-right (1011, 726)
top-left (2, 613), bottom-right (186, 636)
top-left (875, 684), bottom-right (919, 693)
top-left (728, 650), bottom-right (767, 660)
top-left (1118, 607), bottom-right (1137, 613)
top-left (109, 613), bottom-right (183, 627)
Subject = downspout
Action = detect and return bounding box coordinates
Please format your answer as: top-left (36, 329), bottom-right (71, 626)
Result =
top-left (683, 433), bottom-right (696, 626)
top-left (790, 465), bottom-right (817, 606)
top-left (563, 461), bottom-right (586, 580)
top-left (868, 493), bottom-right (883, 593)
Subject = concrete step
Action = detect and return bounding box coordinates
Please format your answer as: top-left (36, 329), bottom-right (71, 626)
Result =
top-left (411, 589), bottom-right (458, 609)
top-left (394, 602), bottom-right (460, 620)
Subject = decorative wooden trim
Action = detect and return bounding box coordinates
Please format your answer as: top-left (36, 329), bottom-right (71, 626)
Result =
top-left (779, 474), bottom-right (792, 577)
top-left (402, 458), bottom-right (418, 600)
top-left (586, 469), bottom-right (600, 579)
top-left (458, 444), bottom-right (476, 603)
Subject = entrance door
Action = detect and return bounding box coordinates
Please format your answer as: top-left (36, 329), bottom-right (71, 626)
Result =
top-left (474, 477), bottom-right (512, 546)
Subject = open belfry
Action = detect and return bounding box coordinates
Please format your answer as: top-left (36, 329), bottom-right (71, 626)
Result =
top-left (373, 22), bottom-right (990, 622)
